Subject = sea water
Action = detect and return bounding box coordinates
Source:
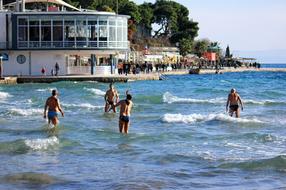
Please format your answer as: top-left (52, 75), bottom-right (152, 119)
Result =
top-left (0, 68), bottom-right (286, 189)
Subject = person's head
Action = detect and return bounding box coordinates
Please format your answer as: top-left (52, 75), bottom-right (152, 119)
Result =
top-left (109, 83), bottom-right (114, 89)
top-left (230, 88), bottom-right (236, 93)
top-left (126, 94), bottom-right (132, 105)
top-left (52, 89), bottom-right (58, 96)
top-left (126, 94), bottom-right (132, 100)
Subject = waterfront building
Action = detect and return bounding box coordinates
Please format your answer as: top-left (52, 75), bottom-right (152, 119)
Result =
top-left (0, 0), bottom-right (129, 76)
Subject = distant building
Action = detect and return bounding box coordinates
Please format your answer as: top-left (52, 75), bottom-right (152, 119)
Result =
top-left (203, 52), bottom-right (216, 62)
top-left (0, 0), bottom-right (130, 76)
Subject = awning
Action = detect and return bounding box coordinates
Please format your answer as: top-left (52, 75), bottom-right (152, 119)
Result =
top-left (4, 0), bottom-right (79, 11)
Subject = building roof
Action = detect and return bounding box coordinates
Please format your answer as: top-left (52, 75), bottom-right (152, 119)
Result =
top-left (5, 0), bottom-right (79, 11)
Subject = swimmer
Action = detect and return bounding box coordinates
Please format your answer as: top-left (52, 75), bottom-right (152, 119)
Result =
top-left (44, 89), bottom-right (64, 127)
top-left (114, 91), bottom-right (133, 134)
top-left (226, 88), bottom-right (244, 118)
top-left (104, 83), bottom-right (119, 113)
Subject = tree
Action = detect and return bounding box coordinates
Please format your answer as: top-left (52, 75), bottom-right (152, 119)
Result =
top-left (193, 39), bottom-right (210, 58)
top-left (179, 38), bottom-right (193, 57)
top-left (225, 45), bottom-right (232, 58)
top-left (138, 3), bottom-right (154, 30)
top-left (153, 0), bottom-right (177, 37)
top-left (118, 1), bottom-right (141, 23)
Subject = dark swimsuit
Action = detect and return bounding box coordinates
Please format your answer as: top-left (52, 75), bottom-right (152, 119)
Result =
top-left (107, 100), bottom-right (114, 105)
top-left (229, 105), bottom-right (239, 112)
top-left (119, 100), bottom-right (130, 123)
top-left (120, 115), bottom-right (130, 123)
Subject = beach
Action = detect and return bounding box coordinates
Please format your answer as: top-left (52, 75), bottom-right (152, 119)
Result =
top-left (0, 67), bottom-right (286, 189)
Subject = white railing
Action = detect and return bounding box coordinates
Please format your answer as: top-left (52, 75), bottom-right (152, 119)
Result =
top-left (17, 41), bottom-right (129, 49)
top-left (67, 66), bottom-right (90, 75)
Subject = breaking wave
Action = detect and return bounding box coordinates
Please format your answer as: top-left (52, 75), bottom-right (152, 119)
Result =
top-left (63, 103), bottom-right (103, 109)
top-left (84, 88), bottom-right (106, 96)
top-left (162, 113), bottom-right (264, 124)
top-left (219, 155), bottom-right (286, 171)
top-left (7, 108), bottom-right (42, 116)
top-left (163, 92), bottom-right (285, 105)
top-left (24, 136), bottom-right (59, 151)
top-left (163, 92), bottom-right (224, 104)
top-left (0, 91), bottom-right (12, 99)
top-left (36, 87), bottom-right (56, 92)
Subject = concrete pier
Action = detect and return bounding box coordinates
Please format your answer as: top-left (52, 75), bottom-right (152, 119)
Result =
top-left (16, 73), bottom-right (161, 84)
top-left (0, 77), bottom-right (17, 84)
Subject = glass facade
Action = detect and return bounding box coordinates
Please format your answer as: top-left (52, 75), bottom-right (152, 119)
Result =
top-left (16, 14), bottom-right (129, 49)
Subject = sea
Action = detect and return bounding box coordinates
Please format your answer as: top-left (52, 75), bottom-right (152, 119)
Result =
top-left (0, 64), bottom-right (285, 189)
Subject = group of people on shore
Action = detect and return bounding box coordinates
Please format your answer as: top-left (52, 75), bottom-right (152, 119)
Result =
top-left (43, 85), bottom-right (243, 134)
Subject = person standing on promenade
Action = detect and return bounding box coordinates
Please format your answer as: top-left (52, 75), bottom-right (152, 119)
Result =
top-left (226, 88), bottom-right (244, 118)
top-left (55, 62), bottom-right (60, 76)
top-left (44, 89), bottom-right (64, 127)
top-left (104, 83), bottom-right (119, 113)
top-left (114, 91), bottom-right (133, 134)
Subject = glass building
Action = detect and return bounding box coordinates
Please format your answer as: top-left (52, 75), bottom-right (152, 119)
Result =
top-left (13, 13), bottom-right (129, 50)
top-left (0, 1), bottom-right (130, 76)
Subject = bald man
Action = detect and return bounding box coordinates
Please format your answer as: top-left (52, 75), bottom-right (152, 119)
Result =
top-left (226, 88), bottom-right (244, 118)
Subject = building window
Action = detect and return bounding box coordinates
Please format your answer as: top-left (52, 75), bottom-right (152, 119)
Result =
top-left (41, 20), bottom-right (51, 42)
top-left (29, 19), bottom-right (40, 42)
top-left (64, 20), bottom-right (75, 42)
top-left (53, 20), bottom-right (63, 42)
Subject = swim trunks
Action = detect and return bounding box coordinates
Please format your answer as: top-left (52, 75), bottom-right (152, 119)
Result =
top-left (229, 105), bottom-right (239, 112)
top-left (107, 100), bottom-right (114, 105)
top-left (48, 111), bottom-right (58, 120)
top-left (120, 115), bottom-right (130, 123)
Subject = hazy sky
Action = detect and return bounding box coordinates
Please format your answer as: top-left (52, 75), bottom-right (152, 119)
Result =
top-left (133, 0), bottom-right (286, 62)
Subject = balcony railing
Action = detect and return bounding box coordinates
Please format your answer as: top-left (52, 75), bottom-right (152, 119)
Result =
top-left (17, 41), bottom-right (129, 49)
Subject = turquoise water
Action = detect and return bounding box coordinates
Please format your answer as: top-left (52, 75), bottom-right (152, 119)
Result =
top-left (0, 71), bottom-right (286, 189)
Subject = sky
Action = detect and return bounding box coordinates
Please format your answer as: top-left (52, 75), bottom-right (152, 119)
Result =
top-left (133, 0), bottom-right (286, 63)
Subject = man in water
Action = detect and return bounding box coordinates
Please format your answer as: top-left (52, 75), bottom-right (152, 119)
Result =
top-left (44, 89), bottom-right (64, 127)
top-left (114, 91), bottom-right (133, 134)
top-left (226, 88), bottom-right (244, 118)
top-left (104, 83), bottom-right (119, 113)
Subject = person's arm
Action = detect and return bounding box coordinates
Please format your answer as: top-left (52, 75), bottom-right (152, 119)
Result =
top-left (114, 100), bottom-right (122, 108)
top-left (226, 95), bottom-right (230, 112)
top-left (44, 99), bottom-right (48, 118)
top-left (115, 90), bottom-right (119, 104)
top-left (238, 95), bottom-right (243, 111)
top-left (104, 92), bottom-right (107, 102)
top-left (56, 99), bottom-right (64, 117)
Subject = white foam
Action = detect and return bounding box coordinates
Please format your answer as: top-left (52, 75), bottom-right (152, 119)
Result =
top-left (36, 87), bottom-right (56, 92)
top-left (243, 99), bottom-right (283, 105)
top-left (84, 88), bottom-right (106, 96)
top-left (63, 103), bottom-right (103, 109)
top-left (9, 108), bottom-right (42, 116)
top-left (0, 91), bottom-right (12, 99)
top-left (163, 92), bottom-right (225, 104)
top-left (24, 136), bottom-right (59, 150)
top-left (162, 113), bottom-right (264, 124)
top-left (163, 92), bottom-right (283, 105)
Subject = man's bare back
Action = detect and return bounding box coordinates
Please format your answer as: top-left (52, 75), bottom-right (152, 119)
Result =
top-left (226, 88), bottom-right (243, 118)
top-left (114, 93), bottom-right (133, 134)
top-left (44, 90), bottom-right (64, 127)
